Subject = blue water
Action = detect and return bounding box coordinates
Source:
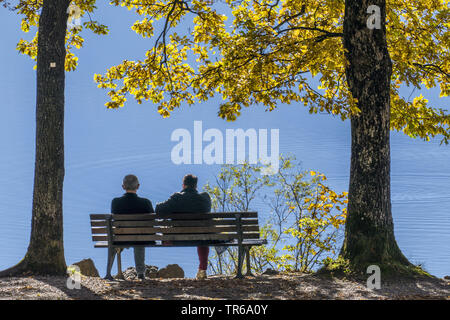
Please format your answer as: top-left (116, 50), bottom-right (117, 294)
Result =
top-left (0, 4), bottom-right (449, 278)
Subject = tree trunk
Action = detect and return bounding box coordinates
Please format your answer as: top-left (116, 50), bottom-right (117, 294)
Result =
top-left (339, 0), bottom-right (411, 273)
top-left (0, 0), bottom-right (70, 276)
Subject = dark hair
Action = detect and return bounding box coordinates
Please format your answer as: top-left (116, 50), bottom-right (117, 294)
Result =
top-left (183, 174), bottom-right (198, 189)
top-left (123, 174), bottom-right (139, 190)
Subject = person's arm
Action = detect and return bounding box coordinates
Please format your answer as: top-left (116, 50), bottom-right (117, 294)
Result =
top-left (155, 193), bottom-right (180, 215)
top-left (111, 198), bottom-right (118, 214)
top-left (200, 192), bottom-right (212, 212)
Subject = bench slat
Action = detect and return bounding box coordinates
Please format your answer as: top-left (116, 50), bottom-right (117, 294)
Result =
top-left (113, 225), bottom-right (259, 235)
top-left (95, 239), bottom-right (267, 248)
top-left (92, 235), bottom-right (109, 241)
top-left (90, 214), bottom-right (110, 220)
top-left (91, 221), bottom-right (107, 227)
top-left (112, 219), bottom-right (259, 228)
top-left (113, 232), bottom-right (261, 242)
top-left (94, 241), bottom-right (109, 248)
top-left (91, 212), bottom-right (258, 221)
top-left (91, 227), bottom-right (108, 234)
top-left (111, 212), bottom-right (257, 220)
top-left (93, 232), bottom-right (261, 242)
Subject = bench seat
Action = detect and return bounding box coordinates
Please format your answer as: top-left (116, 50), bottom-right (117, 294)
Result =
top-left (94, 239), bottom-right (267, 248)
top-left (90, 212), bottom-right (266, 279)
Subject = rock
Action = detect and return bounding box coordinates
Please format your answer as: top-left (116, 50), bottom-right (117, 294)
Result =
top-left (121, 265), bottom-right (158, 280)
top-left (262, 268), bottom-right (279, 275)
top-left (72, 258), bottom-right (99, 277)
top-left (157, 264), bottom-right (185, 279)
top-left (146, 265), bottom-right (159, 278)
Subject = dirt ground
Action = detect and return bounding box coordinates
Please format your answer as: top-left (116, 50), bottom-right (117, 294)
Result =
top-left (0, 273), bottom-right (448, 300)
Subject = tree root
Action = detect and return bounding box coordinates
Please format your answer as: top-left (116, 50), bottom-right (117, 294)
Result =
top-left (318, 256), bottom-right (435, 281)
top-left (0, 259), bottom-right (30, 278)
top-left (0, 256), bottom-right (67, 278)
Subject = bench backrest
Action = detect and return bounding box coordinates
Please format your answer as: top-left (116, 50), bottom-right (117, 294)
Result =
top-left (90, 212), bottom-right (260, 246)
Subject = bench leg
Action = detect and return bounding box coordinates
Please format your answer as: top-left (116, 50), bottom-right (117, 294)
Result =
top-left (235, 246), bottom-right (244, 279)
top-left (245, 246), bottom-right (254, 277)
top-left (115, 248), bottom-right (124, 280)
top-left (105, 246), bottom-right (117, 280)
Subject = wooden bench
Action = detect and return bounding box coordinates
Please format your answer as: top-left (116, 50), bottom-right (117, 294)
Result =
top-left (90, 212), bottom-right (267, 279)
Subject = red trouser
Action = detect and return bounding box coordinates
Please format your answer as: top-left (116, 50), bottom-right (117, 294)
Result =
top-left (197, 246), bottom-right (209, 271)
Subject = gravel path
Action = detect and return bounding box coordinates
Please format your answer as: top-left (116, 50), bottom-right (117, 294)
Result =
top-left (0, 273), bottom-right (448, 300)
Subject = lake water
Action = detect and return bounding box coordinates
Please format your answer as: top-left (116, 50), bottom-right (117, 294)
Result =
top-left (0, 5), bottom-right (449, 279)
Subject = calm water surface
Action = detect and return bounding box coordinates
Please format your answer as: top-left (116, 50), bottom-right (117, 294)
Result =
top-left (0, 6), bottom-right (448, 279)
top-left (0, 102), bottom-right (448, 278)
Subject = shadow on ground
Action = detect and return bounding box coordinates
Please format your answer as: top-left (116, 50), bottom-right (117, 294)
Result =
top-left (0, 273), bottom-right (448, 300)
top-left (89, 273), bottom-right (449, 300)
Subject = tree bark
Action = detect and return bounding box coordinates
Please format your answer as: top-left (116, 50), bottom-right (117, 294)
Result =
top-left (0, 0), bottom-right (70, 276)
top-left (339, 0), bottom-right (411, 272)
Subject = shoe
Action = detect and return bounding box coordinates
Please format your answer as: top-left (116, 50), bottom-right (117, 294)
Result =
top-left (137, 274), bottom-right (145, 280)
top-left (196, 269), bottom-right (207, 280)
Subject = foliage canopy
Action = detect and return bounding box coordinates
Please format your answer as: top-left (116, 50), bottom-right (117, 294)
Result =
top-left (5, 0), bottom-right (450, 143)
top-left (204, 158), bottom-right (348, 274)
